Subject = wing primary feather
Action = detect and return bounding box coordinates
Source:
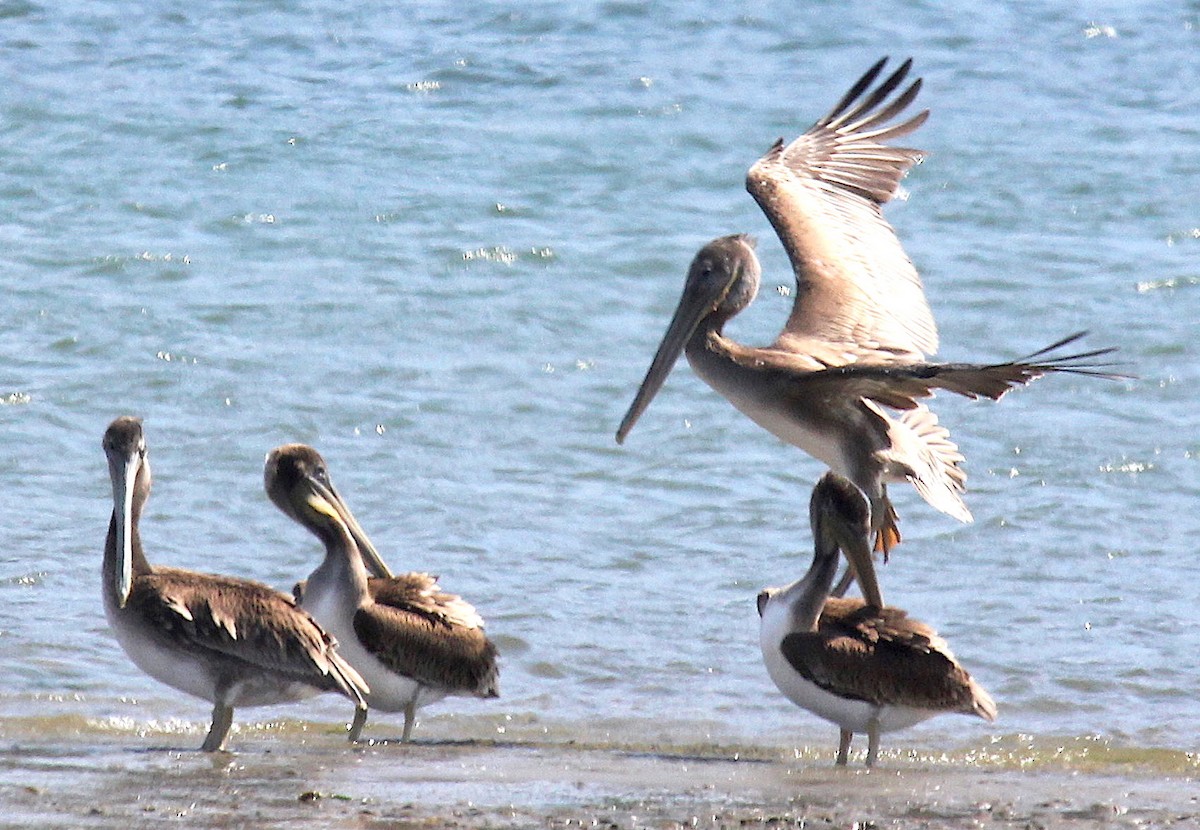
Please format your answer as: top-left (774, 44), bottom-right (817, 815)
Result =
top-left (1017, 330), bottom-right (1090, 357)
top-left (825, 58), bottom-right (913, 131)
top-left (825, 148), bottom-right (924, 163)
top-left (818, 56), bottom-right (890, 129)
top-left (999, 331), bottom-right (1131, 378)
top-left (741, 331), bottom-right (1128, 410)
top-left (842, 79), bottom-right (923, 135)
top-left (846, 110), bottom-right (929, 145)
top-left (745, 57), bottom-right (939, 357)
top-left (1009, 330), bottom-right (1124, 369)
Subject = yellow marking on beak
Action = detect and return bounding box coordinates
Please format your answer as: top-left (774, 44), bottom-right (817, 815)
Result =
top-left (305, 492), bottom-right (343, 522)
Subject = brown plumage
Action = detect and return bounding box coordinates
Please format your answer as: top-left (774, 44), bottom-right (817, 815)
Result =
top-left (126, 570), bottom-right (357, 682)
top-left (717, 330), bottom-right (1119, 407)
top-left (784, 598), bottom-right (995, 719)
top-left (101, 416), bottom-right (368, 752)
top-left (746, 59), bottom-right (935, 360)
top-left (293, 572), bottom-right (499, 698)
top-left (758, 472), bottom-right (995, 766)
top-left (266, 443), bottom-right (499, 742)
top-left (353, 573), bottom-right (499, 695)
top-left (617, 58), bottom-right (1125, 564)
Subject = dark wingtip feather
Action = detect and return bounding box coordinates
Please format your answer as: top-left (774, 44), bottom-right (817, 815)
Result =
top-left (821, 57), bottom-right (890, 128)
top-left (1007, 331), bottom-right (1134, 380)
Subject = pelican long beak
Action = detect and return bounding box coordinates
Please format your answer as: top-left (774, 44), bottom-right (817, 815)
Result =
top-left (111, 452), bottom-right (139, 609)
top-left (813, 473), bottom-right (885, 609)
top-left (616, 278), bottom-right (729, 444)
top-left (306, 476), bottom-right (394, 580)
top-left (831, 515), bottom-right (884, 610)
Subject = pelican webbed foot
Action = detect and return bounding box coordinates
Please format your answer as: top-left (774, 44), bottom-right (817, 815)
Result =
top-left (872, 494), bottom-right (902, 558)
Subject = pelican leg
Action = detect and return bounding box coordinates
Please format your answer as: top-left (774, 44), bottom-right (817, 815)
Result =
top-left (835, 729), bottom-right (852, 766)
top-left (201, 702), bottom-right (234, 752)
top-left (865, 715), bottom-right (881, 767)
top-left (348, 705), bottom-right (368, 743)
top-left (401, 700), bottom-right (416, 742)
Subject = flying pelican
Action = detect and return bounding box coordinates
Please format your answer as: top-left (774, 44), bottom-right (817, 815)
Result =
top-left (100, 416), bottom-right (368, 752)
top-left (757, 472), bottom-right (996, 767)
top-left (264, 444), bottom-right (499, 743)
top-left (616, 57), bottom-right (1119, 554)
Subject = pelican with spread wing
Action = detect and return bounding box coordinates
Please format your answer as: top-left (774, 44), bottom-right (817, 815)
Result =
top-left (616, 58), bottom-right (1119, 554)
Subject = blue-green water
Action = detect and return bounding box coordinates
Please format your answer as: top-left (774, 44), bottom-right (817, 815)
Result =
top-left (0, 1), bottom-right (1196, 761)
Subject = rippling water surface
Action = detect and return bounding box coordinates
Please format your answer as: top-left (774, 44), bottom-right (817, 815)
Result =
top-left (1, 1), bottom-right (1197, 761)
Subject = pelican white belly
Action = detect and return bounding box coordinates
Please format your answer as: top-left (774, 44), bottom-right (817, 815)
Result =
top-left (104, 596), bottom-right (322, 708)
top-left (299, 579), bottom-right (428, 713)
top-left (691, 361), bottom-right (850, 473)
top-left (736, 398), bottom-right (848, 471)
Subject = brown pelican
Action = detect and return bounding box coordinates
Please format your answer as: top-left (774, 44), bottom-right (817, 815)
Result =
top-left (264, 444), bottom-right (499, 743)
top-left (757, 472), bottom-right (997, 767)
top-left (101, 416), bottom-right (368, 752)
top-left (616, 57), bottom-right (1120, 554)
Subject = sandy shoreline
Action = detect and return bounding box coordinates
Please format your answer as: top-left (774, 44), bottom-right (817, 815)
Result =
top-left (0, 727), bottom-right (1195, 829)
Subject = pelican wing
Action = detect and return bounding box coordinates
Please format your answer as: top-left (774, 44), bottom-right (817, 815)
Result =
top-left (353, 574), bottom-right (499, 696)
top-left (369, 572), bottom-right (487, 631)
top-left (130, 568), bottom-right (366, 700)
top-left (780, 598), bottom-right (985, 714)
top-left (711, 330), bottom-right (1122, 410)
top-left (746, 57), bottom-right (935, 361)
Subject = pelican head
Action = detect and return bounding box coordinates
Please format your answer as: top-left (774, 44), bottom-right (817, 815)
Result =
top-left (102, 416), bottom-right (149, 609)
top-left (757, 473), bottom-right (884, 619)
top-left (810, 473), bottom-right (884, 609)
top-left (264, 444), bottom-right (393, 579)
top-left (616, 233), bottom-right (761, 444)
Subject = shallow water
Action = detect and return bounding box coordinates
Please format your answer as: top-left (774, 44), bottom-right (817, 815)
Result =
top-left (1, 0), bottom-right (1198, 773)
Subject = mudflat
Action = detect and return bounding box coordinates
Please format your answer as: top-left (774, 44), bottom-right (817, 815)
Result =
top-left (0, 727), bottom-right (1193, 829)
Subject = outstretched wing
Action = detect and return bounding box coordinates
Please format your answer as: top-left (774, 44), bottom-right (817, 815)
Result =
top-left (712, 330), bottom-right (1125, 412)
top-left (746, 57), bottom-right (935, 363)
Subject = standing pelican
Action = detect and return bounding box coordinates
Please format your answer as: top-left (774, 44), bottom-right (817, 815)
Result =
top-left (101, 416), bottom-right (368, 752)
top-left (757, 472), bottom-right (996, 767)
top-left (616, 57), bottom-right (1119, 553)
top-left (264, 444), bottom-right (499, 743)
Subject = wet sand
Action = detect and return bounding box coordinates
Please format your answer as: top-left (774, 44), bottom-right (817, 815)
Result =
top-left (0, 724), bottom-right (1195, 829)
